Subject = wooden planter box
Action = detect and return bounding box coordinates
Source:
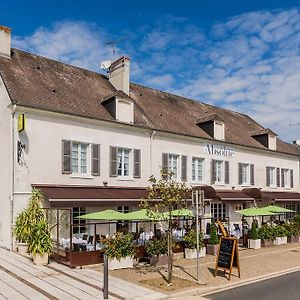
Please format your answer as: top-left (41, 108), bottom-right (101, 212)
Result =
top-left (206, 244), bottom-right (219, 256)
top-left (108, 256), bottom-right (134, 270)
top-left (261, 240), bottom-right (274, 247)
top-left (275, 237), bottom-right (287, 245)
top-left (248, 239), bottom-right (261, 249)
top-left (149, 254), bottom-right (170, 267)
top-left (287, 236), bottom-right (300, 243)
top-left (184, 248), bottom-right (206, 259)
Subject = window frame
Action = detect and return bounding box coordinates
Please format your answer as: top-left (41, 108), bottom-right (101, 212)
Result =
top-left (192, 157), bottom-right (204, 183)
top-left (117, 147), bottom-right (132, 178)
top-left (71, 141), bottom-right (91, 176)
top-left (214, 160), bottom-right (225, 184)
top-left (282, 168), bottom-right (290, 188)
top-left (72, 207), bottom-right (86, 234)
top-left (241, 163), bottom-right (250, 186)
top-left (210, 202), bottom-right (227, 220)
top-left (268, 166), bottom-right (276, 187)
top-left (167, 153), bottom-right (180, 180)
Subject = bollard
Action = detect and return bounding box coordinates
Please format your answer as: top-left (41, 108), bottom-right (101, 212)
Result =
top-left (103, 254), bottom-right (108, 299)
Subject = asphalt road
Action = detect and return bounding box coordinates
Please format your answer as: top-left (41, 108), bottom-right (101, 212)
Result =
top-left (205, 271), bottom-right (300, 300)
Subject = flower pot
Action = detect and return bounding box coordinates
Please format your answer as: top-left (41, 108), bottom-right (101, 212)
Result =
top-left (261, 240), bottom-right (274, 247)
top-left (287, 236), bottom-right (299, 243)
top-left (149, 254), bottom-right (170, 267)
top-left (108, 256), bottom-right (134, 270)
top-left (206, 244), bottom-right (219, 256)
top-left (248, 239), bottom-right (261, 249)
top-left (33, 253), bottom-right (49, 266)
top-left (184, 248), bottom-right (206, 259)
top-left (275, 237), bottom-right (287, 245)
top-left (17, 243), bottom-right (29, 256)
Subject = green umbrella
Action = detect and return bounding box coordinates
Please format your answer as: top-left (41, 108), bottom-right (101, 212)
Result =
top-left (77, 209), bottom-right (127, 220)
top-left (166, 208), bottom-right (194, 217)
top-left (264, 205), bottom-right (295, 214)
top-left (235, 207), bottom-right (277, 217)
top-left (124, 209), bottom-right (152, 220)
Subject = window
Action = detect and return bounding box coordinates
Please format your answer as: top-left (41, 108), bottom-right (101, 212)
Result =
top-left (214, 121), bottom-right (224, 140)
top-left (284, 204), bottom-right (296, 221)
top-left (214, 160), bottom-right (224, 183)
top-left (266, 167), bottom-right (276, 187)
top-left (211, 203), bottom-right (226, 220)
top-left (282, 169), bottom-right (290, 188)
top-left (168, 154), bottom-right (179, 179)
top-left (73, 207), bottom-right (86, 234)
top-left (72, 142), bottom-right (88, 174)
top-left (117, 148), bottom-right (131, 177)
top-left (192, 157), bottom-right (204, 182)
top-left (239, 163), bottom-right (253, 186)
top-left (117, 206), bottom-right (130, 231)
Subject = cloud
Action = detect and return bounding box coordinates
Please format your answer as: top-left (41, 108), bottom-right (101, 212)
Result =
top-left (11, 10), bottom-right (300, 142)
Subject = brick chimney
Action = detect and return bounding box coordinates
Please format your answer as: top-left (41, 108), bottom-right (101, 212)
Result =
top-left (108, 56), bottom-right (130, 95)
top-left (0, 25), bottom-right (11, 59)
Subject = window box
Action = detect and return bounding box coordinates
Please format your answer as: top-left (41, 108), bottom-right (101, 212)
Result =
top-left (184, 248), bottom-right (206, 259)
top-left (274, 236), bottom-right (287, 246)
top-left (108, 256), bottom-right (134, 270)
top-left (248, 239), bottom-right (261, 249)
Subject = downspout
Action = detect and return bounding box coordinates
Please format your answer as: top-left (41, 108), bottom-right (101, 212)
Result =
top-left (10, 104), bottom-right (16, 250)
top-left (149, 130), bottom-right (156, 175)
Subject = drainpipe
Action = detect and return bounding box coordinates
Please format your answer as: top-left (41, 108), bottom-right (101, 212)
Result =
top-left (149, 130), bottom-right (156, 175)
top-left (10, 104), bottom-right (16, 250)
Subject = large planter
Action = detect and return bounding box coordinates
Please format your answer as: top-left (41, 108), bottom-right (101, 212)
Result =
top-left (17, 243), bottom-right (29, 256)
top-left (184, 248), bottom-right (206, 259)
top-left (287, 236), bottom-right (300, 243)
top-left (248, 239), bottom-right (261, 249)
top-left (108, 256), bottom-right (134, 270)
top-left (275, 237), bottom-right (287, 246)
top-left (206, 244), bottom-right (219, 256)
top-left (149, 254), bottom-right (170, 267)
top-left (33, 253), bottom-right (49, 266)
top-left (261, 240), bottom-right (274, 247)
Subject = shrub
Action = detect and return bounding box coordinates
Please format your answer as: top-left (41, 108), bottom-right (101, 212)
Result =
top-left (283, 223), bottom-right (299, 237)
top-left (249, 220), bottom-right (259, 240)
top-left (183, 229), bottom-right (204, 250)
top-left (13, 210), bottom-right (31, 243)
top-left (145, 237), bottom-right (168, 256)
top-left (104, 233), bottom-right (135, 260)
top-left (274, 225), bottom-right (287, 237)
top-left (209, 222), bottom-right (219, 245)
top-left (257, 224), bottom-right (276, 241)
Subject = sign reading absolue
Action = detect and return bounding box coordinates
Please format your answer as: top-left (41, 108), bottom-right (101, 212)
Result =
top-left (214, 236), bottom-right (240, 281)
top-left (205, 144), bottom-right (235, 157)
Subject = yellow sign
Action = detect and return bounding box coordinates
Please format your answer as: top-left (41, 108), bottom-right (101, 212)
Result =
top-left (18, 114), bottom-right (25, 132)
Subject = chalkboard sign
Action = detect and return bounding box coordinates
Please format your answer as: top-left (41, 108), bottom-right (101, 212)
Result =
top-left (214, 237), bottom-right (240, 280)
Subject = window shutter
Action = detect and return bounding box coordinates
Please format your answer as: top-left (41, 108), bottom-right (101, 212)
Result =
top-left (276, 168), bottom-right (280, 187)
top-left (250, 164), bottom-right (254, 186)
top-left (133, 149), bottom-right (141, 178)
top-left (290, 169), bottom-right (294, 188)
top-left (281, 169), bottom-right (284, 187)
top-left (211, 160), bottom-right (216, 184)
top-left (110, 146), bottom-right (117, 177)
top-left (62, 140), bottom-right (71, 174)
top-left (91, 144), bottom-right (100, 176)
top-left (225, 161), bottom-right (229, 184)
top-left (181, 155), bottom-right (187, 182)
top-left (162, 153), bottom-right (168, 174)
top-left (266, 167), bottom-right (270, 186)
top-left (238, 163), bottom-right (242, 185)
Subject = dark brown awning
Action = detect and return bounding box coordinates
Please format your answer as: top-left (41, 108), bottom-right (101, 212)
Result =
top-left (32, 184), bottom-right (149, 207)
top-left (215, 190), bottom-right (254, 202)
top-left (261, 191), bottom-right (300, 203)
top-left (192, 185), bottom-right (216, 198)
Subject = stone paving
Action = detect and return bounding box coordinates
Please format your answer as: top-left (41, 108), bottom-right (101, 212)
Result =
top-left (0, 248), bottom-right (165, 300)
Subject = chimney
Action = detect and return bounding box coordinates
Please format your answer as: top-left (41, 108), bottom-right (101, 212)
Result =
top-left (108, 56), bottom-right (130, 95)
top-left (0, 25), bottom-right (11, 59)
top-left (293, 139), bottom-right (300, 146)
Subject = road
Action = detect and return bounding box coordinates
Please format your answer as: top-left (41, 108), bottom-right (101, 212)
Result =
top-left (204, 271), bottom-right (300, 300)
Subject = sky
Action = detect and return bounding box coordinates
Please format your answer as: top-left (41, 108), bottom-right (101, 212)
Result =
top-left (2, 0), bottom-right (300, 142)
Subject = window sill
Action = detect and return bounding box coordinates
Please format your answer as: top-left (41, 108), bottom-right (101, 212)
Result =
top-left (70, 174), bottom-right (93, 179)
top-left (116, 177), bottom-right (135, 181)
top-left (191, 181), bottom-right (205, 185)
top-left (241, 184), bottom-right (251, 187)
top-left (214, 182), bottom-right (226, 186)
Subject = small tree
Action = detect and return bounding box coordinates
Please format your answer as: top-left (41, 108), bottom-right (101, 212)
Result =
top-left (142, 171), bottom-right (191, 284)
top-left (209, 222), bottom-right (219, 245)
top-left (249, 219), bottom-right (259, 240)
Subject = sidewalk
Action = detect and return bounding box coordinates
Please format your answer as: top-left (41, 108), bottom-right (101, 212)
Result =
top-left (0, 248), bottom-right (165, 299)
top-left (167, 243), bottom-right (300, 299)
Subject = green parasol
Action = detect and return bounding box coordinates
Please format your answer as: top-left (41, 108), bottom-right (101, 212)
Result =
top-left (235, 207), bottom-right (277, 217)
top-left (77, 209), bottom-right (127, 220)
top-left (264, 205), bottom-right (295, 214)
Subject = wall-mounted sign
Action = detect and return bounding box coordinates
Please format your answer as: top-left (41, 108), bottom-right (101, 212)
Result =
top-left (18, 114), bottom-right (26, 132)
top-left (205, 144), bottom-right (235, 157)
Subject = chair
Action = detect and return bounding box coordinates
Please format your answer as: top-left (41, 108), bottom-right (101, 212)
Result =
top-left (87, 235), bottom-right (93, 245)
top-left (95, 234), bottom-right (100, 243)
top-left (79, 244), bottom-right (87, 251)
top-left (82, 234), bottom-right (88, 241)
top-left (73, 243), bottom-right (80, 252)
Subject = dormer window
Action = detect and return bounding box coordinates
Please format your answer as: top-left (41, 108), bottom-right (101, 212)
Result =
top-left (101, 91), bottom-right (134, 124)
top-left (196, 114), bottom-right (225, 141)
top-left (251, 128), bottom-right (277, 150)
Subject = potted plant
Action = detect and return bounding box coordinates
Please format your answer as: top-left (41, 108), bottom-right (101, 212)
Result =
top-left (105, 233), bottom-right (135, 270)
top-left (183, 229), bottom-right (206, 259)
top-left (13, 210), bottom-right (31, 255)
top-left (28, 218), bottom-right (53, 266)
top-left (248, 220), bottom-right (261, 249)
top-left (258, 224), bottom-right (275, 247)
top-left (284, 223), bottom-right (299, 243)
top-left (274, 225), bottom-right (287, 245)
top-left (206, 222), bottom-right (219, 255)
top-left (145, 237), bottom-right (169, 266)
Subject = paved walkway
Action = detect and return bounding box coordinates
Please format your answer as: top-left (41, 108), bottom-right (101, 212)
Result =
top-left (0, 248), bottom-right (165, 300)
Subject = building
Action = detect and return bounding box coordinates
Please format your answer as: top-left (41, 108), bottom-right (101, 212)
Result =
top-left (0, 26), bottom-right (300, 250)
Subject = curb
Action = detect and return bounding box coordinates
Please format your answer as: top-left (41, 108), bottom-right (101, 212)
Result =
top-left (167, 266), bottom-right (300, 299)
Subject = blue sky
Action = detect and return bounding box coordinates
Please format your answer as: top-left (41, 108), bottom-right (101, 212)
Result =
top-left (2, 0), bottom-right (300, 142)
